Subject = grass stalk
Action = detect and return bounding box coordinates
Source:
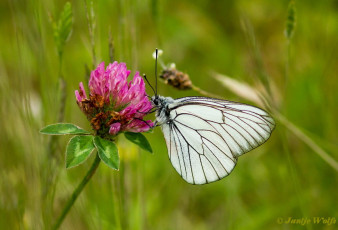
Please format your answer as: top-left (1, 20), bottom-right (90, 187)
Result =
top-left (84, 0), bottom-right (97, 68)
top-left (275, 112), bottom-right (338, 172)
top-left (52, 153), bottom-right (101, 230)
top-left (191, 84), bottom-right (223, 99)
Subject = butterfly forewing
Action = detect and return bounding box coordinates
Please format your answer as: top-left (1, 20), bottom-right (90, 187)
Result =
top-left (161, 97), bottom-right (275, 184)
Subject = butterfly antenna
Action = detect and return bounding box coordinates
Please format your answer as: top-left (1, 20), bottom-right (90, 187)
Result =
top-left (134, 117), bottom-right (153, 129)
top-left (143, 74), bottom-right (156, 95)
top-left (155, 48), bottom-right (158, 96)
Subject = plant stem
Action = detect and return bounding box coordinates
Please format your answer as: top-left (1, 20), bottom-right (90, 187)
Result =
top-left (52, 153), bottom-right (101, 230)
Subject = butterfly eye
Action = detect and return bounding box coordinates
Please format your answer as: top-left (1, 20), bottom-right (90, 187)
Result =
top-left (153, 98), bottom-right (159, 105)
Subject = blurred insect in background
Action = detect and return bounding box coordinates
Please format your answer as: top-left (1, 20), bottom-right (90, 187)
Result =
top-left (159, 63), bottom-right (192, 90)
top-left (153, 49), bottom-right (192, 90)
top-left (146, 49), bottom-right (275, 185)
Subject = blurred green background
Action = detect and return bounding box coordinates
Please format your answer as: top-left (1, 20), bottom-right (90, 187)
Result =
top-left (0, 0), bottom-right (337, 229)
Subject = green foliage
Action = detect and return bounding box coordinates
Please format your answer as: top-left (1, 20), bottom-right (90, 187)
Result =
top-left (40, 123), bottom-right (91, 135)
top-left (53, 2), bottom-right (73, 58)
top-left (94, 136), bottom-right (119, 170)
top-left (66, 135), bottom-right (95, 168)
top-left (124, 132), bottom-right (153, 153)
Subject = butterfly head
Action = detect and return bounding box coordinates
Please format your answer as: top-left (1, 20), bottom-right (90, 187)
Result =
top-left (151, 95), bottom-right (160, 107)
top-left (151, 95), bottom-right (174, 108)
top-left (151, 95), bottom-right (174, 125)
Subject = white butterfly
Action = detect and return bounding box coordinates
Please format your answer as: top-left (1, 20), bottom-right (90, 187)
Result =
top-left (151, 95), bottom-right (275, 184)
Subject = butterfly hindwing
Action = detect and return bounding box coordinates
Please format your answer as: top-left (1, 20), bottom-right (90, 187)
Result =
top-left (161, 97), bottom-right (275, 184)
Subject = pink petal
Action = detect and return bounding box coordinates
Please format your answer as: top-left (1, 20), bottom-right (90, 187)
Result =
top-left (75, 82), bottom-right (88, 102)
top-left (120, 106), bottom-right (137, 119)
top-left (133, 99), bottom-right (152, 118)
top-left (123, 119), bottom-right (153, 133)
top-left (109, 62), bottom-right (131, 101)
top-left (75, 90), bottom-right (82, 102)
top-left (89, 62), bottom-right (107, 97)
top-left (109, 123), bottom-right (121, 135)
top-left (106, 61), bottom-right (118, 73)
top-left (114, 84), bottom-right (129, 107)
top-left (131, 72), bottom-right (144, 86)
top-left (79, 82), bottom-right (87, 97)
top-left (109, 62), bottom-right (128, 82)
top-left (125, 85), bottom-right (144, 106)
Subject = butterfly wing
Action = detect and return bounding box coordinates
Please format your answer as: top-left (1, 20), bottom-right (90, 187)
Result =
top-left (161, 97), bottom-right (275, 184)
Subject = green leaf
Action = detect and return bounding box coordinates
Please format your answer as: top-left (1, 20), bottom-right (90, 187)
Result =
top-left (40, 123), bottom-right (91, 135)
top-left (66, 135), bottom-right (95, 168)
top-left (53, 2), bottom-right (73, 57)
top-left (124, 132), bottom-right (153, 153)
top-left (94, 136), bottom-right (119, 170)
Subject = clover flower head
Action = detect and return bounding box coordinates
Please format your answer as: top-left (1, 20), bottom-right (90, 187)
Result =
top-left (75, 62), bottom-right (153, 138)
